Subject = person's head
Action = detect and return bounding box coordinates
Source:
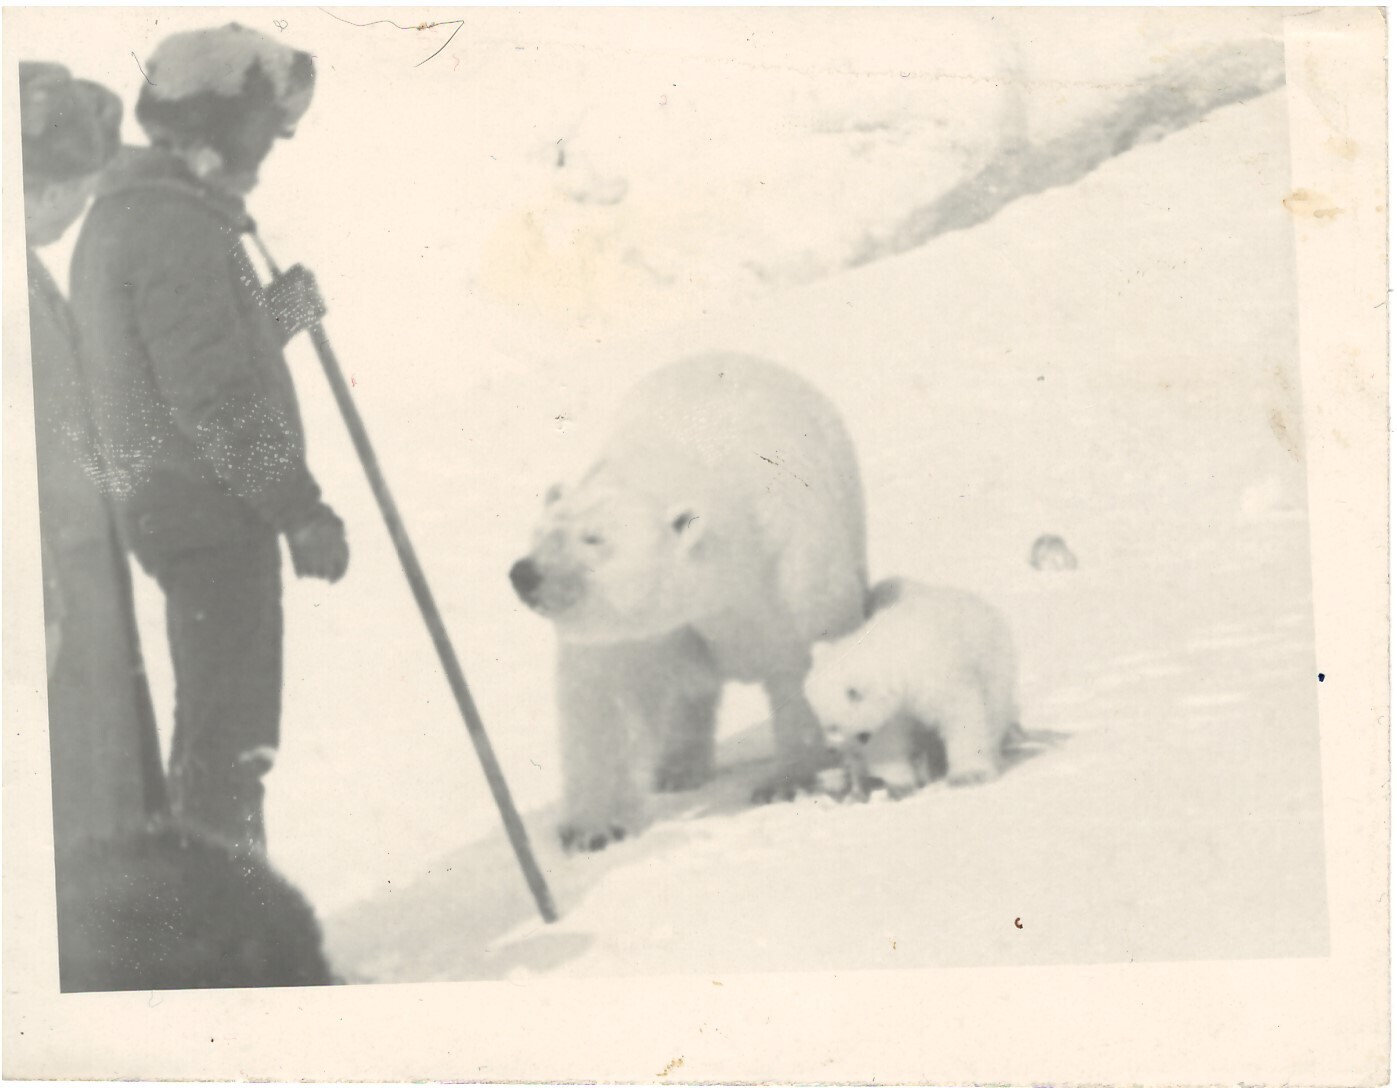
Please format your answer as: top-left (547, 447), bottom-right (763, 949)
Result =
top-left (135, 24), bottom-right (314, 196)
top-left (20, 62), bottom-right (123, 247)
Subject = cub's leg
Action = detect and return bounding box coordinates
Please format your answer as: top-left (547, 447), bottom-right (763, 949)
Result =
top-left (863, 714), bottom-right (933, 800)
top-left (936, 682), bottom-right (1002, 788)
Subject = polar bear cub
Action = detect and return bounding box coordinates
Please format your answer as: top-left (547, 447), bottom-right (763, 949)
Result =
top-left (805, 577), bottom-right (1020, 796)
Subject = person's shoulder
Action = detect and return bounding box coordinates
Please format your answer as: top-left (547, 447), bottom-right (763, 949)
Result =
top-left (89, 180), bottom-right (221, 230)
top-left (88, 150), bottom-right (236, 239)
top-left (82, 183), bottom-right (235, 273)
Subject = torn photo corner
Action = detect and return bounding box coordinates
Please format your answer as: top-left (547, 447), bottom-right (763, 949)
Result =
top-left (2, 5), bottom-right (1388, 1086)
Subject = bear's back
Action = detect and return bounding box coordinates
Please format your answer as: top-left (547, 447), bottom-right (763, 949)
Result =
top-left (610, 354), bottom-right (851, 465)
top-left (606, 354), bottom-right (868, 624)
top-left (881, 580), bottom-right (1017, 690)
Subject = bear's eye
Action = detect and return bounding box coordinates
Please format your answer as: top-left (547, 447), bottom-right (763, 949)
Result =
top-left (580, 532), bottom-right (605, 547)
top-left (846, 687), bottom-right (862, 703)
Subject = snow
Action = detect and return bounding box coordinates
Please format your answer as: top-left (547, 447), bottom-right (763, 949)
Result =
top-left (311, 85), bottom-right (1324, 981)
top-left (324, 516), bottom-right (1325, 981)
top-left (22, 10), bottom-right (1325, 982)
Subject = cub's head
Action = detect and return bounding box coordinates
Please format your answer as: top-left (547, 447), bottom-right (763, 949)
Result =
top-left (509, 473), bottom-right (708, 644)
top-left (804, 638), bottom-right (901, 747)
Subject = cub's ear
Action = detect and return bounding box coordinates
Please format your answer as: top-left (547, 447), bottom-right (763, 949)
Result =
top-left (666, 503), bottom-right (706, 554)
top-left (544, 482), bottom-right (566, 506)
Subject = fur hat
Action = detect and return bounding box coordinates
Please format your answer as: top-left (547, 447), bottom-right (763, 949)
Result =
top-left (19, 62), bottom-right (123, 186)
top-left (135, 24), bottom-right (314, 151)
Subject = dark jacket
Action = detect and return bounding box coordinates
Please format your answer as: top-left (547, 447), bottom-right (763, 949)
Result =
top-left (29, 247), bottom-right (166, 847)
top-left (30, 250), bottom-right (115, 551)
top-left (69, 148), bottom-right (322, 559)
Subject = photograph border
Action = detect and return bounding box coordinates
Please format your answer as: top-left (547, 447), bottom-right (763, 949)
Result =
top-left (2, 5), bottom-right (1388, 1084)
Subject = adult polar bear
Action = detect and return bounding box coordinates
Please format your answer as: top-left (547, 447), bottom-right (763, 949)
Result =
top-left (510, 353), bottom-right (868, 851)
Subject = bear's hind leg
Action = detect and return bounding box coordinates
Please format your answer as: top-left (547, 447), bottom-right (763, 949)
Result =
top-left (752, 672), bottom-right (839, 803)
top-left (653, 683), bottom-right (721, 792)
top-left (633, 627), bottom-right (722, 793)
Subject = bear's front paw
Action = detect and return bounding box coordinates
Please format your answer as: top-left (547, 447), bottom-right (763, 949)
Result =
top-left (559, 823), bottom-right (629, 854)
top-left (751, 772), bottom-right (818, 805)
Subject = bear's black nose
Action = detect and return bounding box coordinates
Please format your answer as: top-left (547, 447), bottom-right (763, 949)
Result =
top-left (855, 731), bottom-right (872, 744)
top-left (509, 558), bottom-right (542, 601)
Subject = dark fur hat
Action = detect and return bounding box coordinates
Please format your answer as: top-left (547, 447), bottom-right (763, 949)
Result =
top-left (19, 61), bottom-right (122, 186)
top-left (134, 24), bottom-right (314, 157)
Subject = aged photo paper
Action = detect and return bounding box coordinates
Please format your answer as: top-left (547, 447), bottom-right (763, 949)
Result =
top-left (2, 4), bottom-right (1388, 1083)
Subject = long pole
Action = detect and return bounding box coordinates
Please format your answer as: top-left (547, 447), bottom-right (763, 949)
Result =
top-left (256, 238), bottom-right (558, 924)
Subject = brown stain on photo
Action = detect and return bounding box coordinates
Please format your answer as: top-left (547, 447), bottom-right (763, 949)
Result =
top-left (1283, 188), bottom-right (1343, 220)
top-left (1269, 409), bottom-right (1301, 461)
top-left (1326, 135), bottom-right (1360, 161)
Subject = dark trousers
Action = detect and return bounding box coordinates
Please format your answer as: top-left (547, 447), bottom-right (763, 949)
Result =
top-left (45, 527), bottom-right (168, 850)
top-left (142, 531), bottom-right (283, 850)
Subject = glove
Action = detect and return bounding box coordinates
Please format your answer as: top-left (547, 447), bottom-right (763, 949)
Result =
top-left (264, 264), bottom-right (327, 345)
top-left (286, 503), bottom-right (349, 583)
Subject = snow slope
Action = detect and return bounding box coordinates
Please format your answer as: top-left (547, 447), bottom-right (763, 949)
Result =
top-left (315, 86), bottom-right (1327, 982)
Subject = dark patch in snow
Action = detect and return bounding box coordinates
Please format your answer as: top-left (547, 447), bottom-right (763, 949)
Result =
top-left (849, 38), bottom-right (1287, 266)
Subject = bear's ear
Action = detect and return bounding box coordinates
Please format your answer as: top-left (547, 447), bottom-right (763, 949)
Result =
top-left (544, 482), bottom-right (566, 506)
top-left (666, 503), bottom-right (706, 554)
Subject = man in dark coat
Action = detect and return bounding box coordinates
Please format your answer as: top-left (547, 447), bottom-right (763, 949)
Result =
top-left (70, 25), bottom-right (348, 852)
top-left (21, 61), bottom-right (168, 852)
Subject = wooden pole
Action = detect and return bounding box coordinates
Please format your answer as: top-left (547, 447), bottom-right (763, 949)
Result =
top-left (256, 237), bottom-right (558, 924)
